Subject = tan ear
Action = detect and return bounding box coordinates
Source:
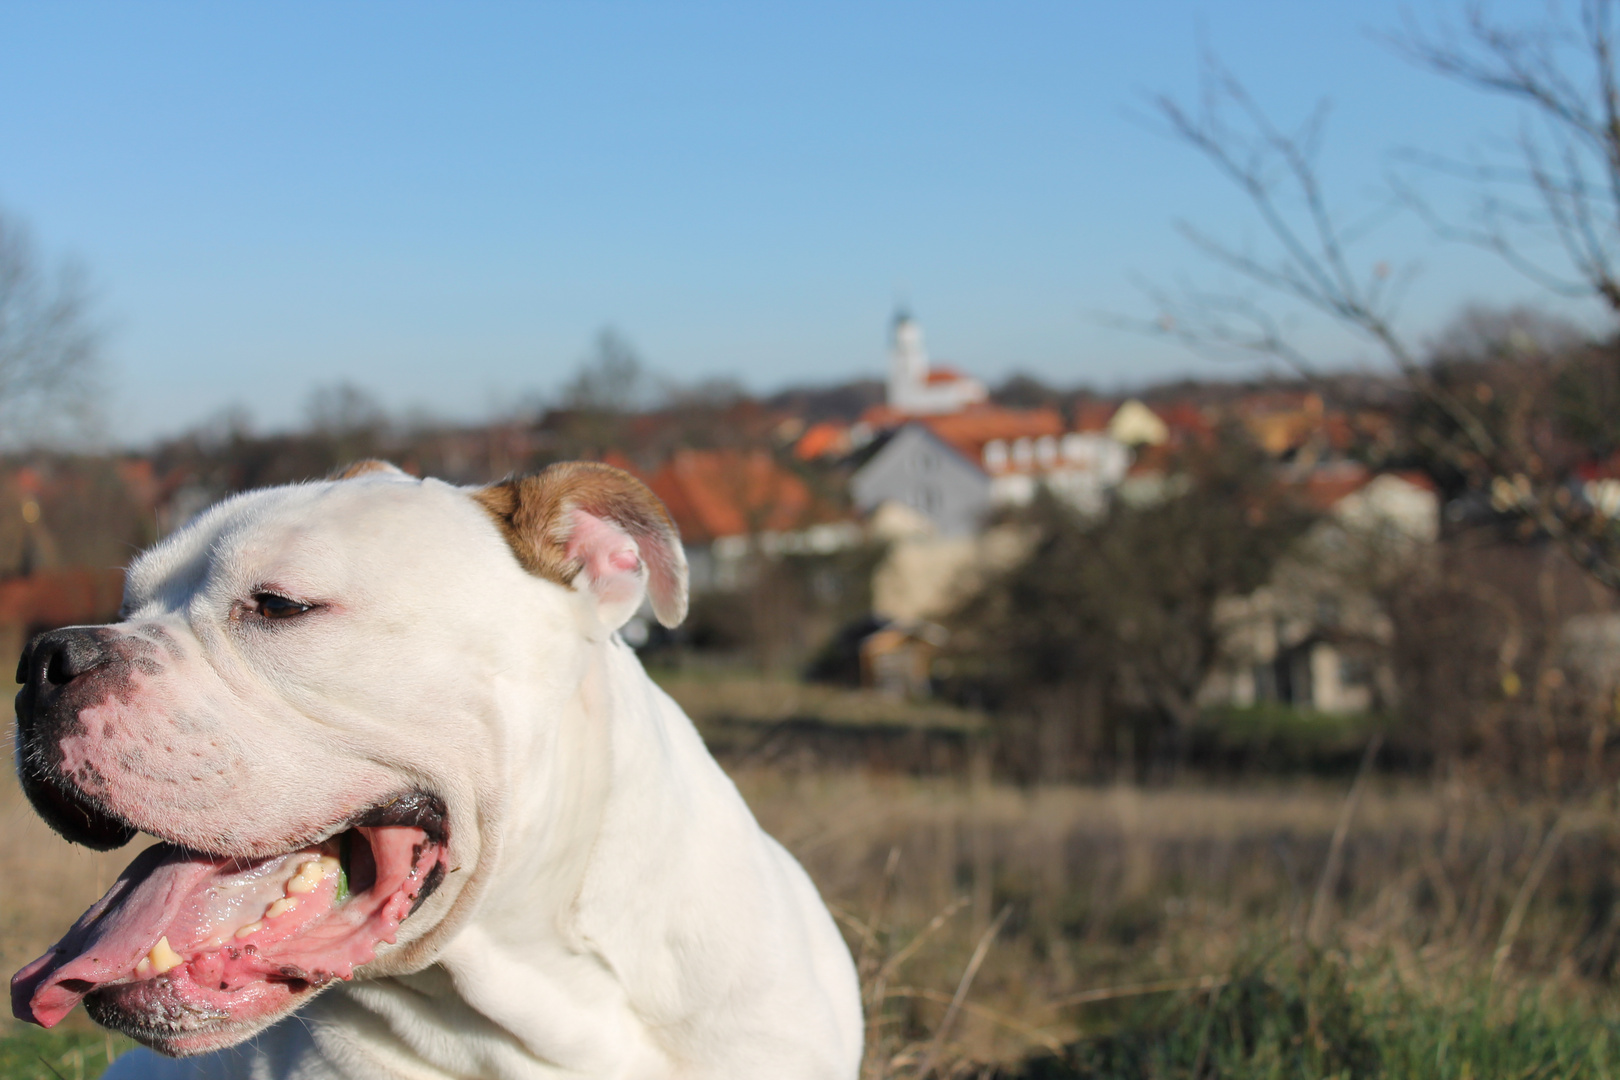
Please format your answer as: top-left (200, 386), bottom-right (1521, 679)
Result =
top-left (329, 459), bottom-right (409, 480)
top-left (472, 462), bottom-right (689, 630)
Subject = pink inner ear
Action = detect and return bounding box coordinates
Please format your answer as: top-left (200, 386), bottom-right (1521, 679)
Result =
top-left (565, 510), bottom-right (646, 611)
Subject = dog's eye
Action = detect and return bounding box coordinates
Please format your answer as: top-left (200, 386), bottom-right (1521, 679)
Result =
top-left (252, 593), bottom-right (313, 620)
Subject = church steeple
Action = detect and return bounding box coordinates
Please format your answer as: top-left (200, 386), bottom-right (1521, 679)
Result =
top-left (889, 306), bottom-right (928, 400)
top-left (883, 308), bottom-right (987, 416)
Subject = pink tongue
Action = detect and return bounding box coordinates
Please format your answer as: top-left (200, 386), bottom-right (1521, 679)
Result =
top-left (12, 845), bottom-right (224, 1027)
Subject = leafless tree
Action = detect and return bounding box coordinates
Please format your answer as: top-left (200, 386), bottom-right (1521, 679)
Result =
top-left (0, 207), bottom-right (100, 441)
top-left (562, 327), bottom-right (645, 414)
top-left (1390, 0), bottom-right (1620, 311)
top-left (945, 430), bottom-right (1317, 781)
top-left (1133, 2), bottom-right (1620, 591)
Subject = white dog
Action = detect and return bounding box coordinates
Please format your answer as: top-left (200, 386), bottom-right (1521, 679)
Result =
top-left (10, 461), bottom-right (862, 1079)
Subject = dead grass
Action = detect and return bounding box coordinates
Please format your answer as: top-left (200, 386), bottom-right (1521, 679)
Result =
top-left (5, 761), bottom-right (1620, 1075)
top-left (733, 765), bottom-right (1620, 1074)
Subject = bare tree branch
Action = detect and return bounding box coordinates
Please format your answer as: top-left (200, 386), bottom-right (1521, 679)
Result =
top-left (0, 209), bottom-right (102, 444)
top-left (1132, 18), bottom-right (1620, 593)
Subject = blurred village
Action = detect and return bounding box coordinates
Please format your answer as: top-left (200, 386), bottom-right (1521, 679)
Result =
top-left (5, 305), bottom-right (1618, 794)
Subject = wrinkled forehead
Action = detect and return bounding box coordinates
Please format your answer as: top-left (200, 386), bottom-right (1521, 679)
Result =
top-left (124, 477), bottom-right (505, 613)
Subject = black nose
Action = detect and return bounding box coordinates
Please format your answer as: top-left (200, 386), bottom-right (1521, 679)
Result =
top-left (17, 628), bottom-right (112, 690)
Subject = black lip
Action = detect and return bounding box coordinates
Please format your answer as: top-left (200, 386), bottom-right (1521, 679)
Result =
top-left (349, 791), bottom-right (451, 915)
top-left (350, 791), bottom-right (448, 844)
top-left (16, 761), bottom-right (136, 851)
top-left (16, 764), bottom-right (448, 861)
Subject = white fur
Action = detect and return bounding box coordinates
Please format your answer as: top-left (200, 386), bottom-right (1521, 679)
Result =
top-left (81, 473), bottom-right (862, 1079)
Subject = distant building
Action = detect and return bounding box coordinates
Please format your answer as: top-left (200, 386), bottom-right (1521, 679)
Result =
top-left (793, 420), bottom-right (853, 462)
top-left (850, 425), bottom-right (991, 538)
top-left (850, 407), bottom-right (1133, 535)
top-left (1201, 467), bottom-right (1440, 715)
top-left (644, 448), bottom-right (859, 592)
top-left (885, 310), bottom-right (988, 416)
top-left (859, 619), bottom-right (949, 699)
top-left (1107, 399), bottom-right (1170, 447)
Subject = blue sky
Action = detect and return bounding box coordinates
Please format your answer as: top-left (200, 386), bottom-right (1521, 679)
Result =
top-left (0, 1), bottom-right (1599, 443)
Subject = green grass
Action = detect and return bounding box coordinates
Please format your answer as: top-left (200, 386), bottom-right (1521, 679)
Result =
top-left (1187, 704), bottom-right (1389, 775)
top-left (1006, 946), bottom-right (1620, 1079)
top-left (0, 1027), bottom-right (131, 1080)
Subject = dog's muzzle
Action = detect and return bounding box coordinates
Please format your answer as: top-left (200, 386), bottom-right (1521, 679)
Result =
top-left (14, 626), bottom-right (139, 850)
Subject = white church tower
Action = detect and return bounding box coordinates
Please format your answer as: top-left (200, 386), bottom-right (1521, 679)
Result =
top-left (885, 308), bottom-right (987, 415)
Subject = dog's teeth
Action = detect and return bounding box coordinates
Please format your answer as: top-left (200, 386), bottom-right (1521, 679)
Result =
top-left (235, 921), bottom-right (264, 939)
top-left (286, 858), bottom-right (330, 895)
top-left (135, 957), bottom-right (153, 977)
top-left (146, 936), bottom-right (183, 975)
top-left (266, 897), bottom-right (298, 919)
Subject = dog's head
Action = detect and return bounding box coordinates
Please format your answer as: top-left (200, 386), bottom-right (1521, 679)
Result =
top-left (9, 461), bottom-right (685, 1056)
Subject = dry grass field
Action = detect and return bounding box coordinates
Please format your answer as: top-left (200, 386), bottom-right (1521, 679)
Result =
top-left (736, 767), bottom-right (1620, 1076)
top-left (4, 760), bottom-right (1620, 1077)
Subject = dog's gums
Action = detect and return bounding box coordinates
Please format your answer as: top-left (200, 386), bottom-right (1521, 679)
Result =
top-left (11, 813), bottom-right (445, 1055)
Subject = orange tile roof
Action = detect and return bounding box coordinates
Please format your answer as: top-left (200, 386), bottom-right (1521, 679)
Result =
top-left (647, 449), bottom-right (825, 543)
top-left (921, 406), bottom-right (1065, 462)
top-left (924, 365), bottom-right (973, 386)
top-left (793, 421), bottom-right (849, 462)
top-left (1155, 402), bottom-right (1213, 438)
top-left (1297, 463), bottom-right (1373, 510)
top-left (1072, 402), bottom-right (1115, 433)
top-left (599, 450), bottom-right (648, 481)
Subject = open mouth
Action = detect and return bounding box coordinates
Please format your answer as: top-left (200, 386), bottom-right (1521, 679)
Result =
top-left (10, 785), bottom-right (448, 1054)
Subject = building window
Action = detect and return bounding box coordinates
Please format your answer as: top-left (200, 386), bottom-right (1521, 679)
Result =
top-left (1339, 655), bottom-right (1372, 688)
top-left (1012, 438), bottom-right (1034, 468)
top-left (984, 440), bottom-right (1008, 471)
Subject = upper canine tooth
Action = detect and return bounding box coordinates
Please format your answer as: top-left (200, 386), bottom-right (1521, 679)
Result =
top-left (147, 936), bottom-right (184, 975)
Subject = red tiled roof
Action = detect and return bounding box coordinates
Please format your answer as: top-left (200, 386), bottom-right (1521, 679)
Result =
top-left (924, 365), bottom-right (972, 386)
top-left (793, 422), bottom-right (849, 462)
top-left (1297, 463), bottom-right (1373, 510)
top-left (1072, 402), bottom-right (1114, 433)
top-left (922, 406), bottom-right (1065, 463)
top-left (1155, 402), bottom-right (1213, 438)
top-left (647, 449), bottom-right (827, 543)
top-left (1388, 469), bottom-right (1438, 493)
top-left (599, 450), bottom-right (648, 481)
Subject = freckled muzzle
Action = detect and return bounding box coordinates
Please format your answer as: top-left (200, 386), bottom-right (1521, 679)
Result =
top-left (13, 627), bottom-right (143, 850)
top-left (10, 628), bottom-right (452, 1056)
